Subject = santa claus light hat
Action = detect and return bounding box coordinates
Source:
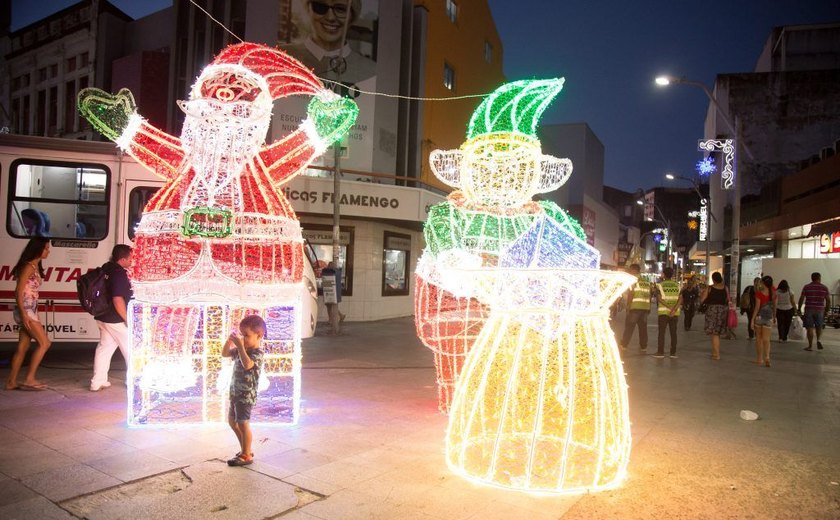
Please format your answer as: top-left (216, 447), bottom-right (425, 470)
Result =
top-left (191, 42), bottom-right (327, 103)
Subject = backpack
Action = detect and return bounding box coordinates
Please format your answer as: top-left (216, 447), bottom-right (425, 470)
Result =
top-left (77, 266), bottom-right (111, 317)
top-left (739, 288), bottom-right (752, 310)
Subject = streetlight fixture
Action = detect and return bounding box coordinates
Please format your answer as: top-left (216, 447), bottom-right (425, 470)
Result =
top-left (655, 74), bottom-right (756, 300)
top-left (664, 172), bottom-right (717, 282)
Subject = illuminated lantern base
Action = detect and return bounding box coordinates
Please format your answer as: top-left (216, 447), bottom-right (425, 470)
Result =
top-left (446, 314), bottom-right (630, 493)
top-left (127, 302), bottom-right (300, 426)
top-left (415, 274), bottom-right (489, 412)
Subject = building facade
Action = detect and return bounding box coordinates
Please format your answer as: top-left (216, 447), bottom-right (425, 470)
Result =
top-left (3, 0), bottom-right (134, 139)
top-left (540, 122), bottom-right (620, 267)
top-left (408, 0), bottom-right (505, 191)
top-left (702, 22), bottom-right (840, 293)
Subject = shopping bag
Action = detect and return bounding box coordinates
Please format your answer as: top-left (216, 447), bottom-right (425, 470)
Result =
top-left (789, 316), bottom-right (804, 341)
top-left (727, 308), bottom-right (739, 329)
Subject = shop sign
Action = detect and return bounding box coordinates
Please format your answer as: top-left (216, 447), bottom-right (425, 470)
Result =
top-left (285, 175), bottom-right (444, 222)
top-left (819, 232), bottom-right (840, 254)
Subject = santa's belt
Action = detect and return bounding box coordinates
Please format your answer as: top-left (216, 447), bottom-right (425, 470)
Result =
top-left (181, 206), bottom-right (232, 238)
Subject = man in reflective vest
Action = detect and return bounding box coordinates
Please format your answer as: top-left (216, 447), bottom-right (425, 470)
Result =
top-left (654, 267), bottom-right (682, 359)
top-left (620, 264), bottom-right (651, 352)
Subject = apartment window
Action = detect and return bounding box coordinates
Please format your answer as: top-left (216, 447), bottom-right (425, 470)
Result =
top-left (66, 56), bottom-right (76, 73)
top-left (49, 86), bottom-right (58, 134)
top-left (22, 96), bottom-right (30, 134)
top-left (50, 64), bottom-right (58, 78)
top-left (38, 67), bottom-right (47, 82)
top-left (444, 63), bottom-right (456, 90)
top-left (65, 80), bottom-right (76, 132)
top-left (12, 76), bottom-right (20, 91)
top-left (484, 41), bottom-right (493, 63)
top-left (36, 90), bottom-right (46, 135)
top-left (11, 98), bottom-right (20, 132)
top-left (80, 52), bottom-right (89, 68)
top-left (446, 0), bottom-right (457, 23)
top-left (78, 77), bottom-right (89, 130)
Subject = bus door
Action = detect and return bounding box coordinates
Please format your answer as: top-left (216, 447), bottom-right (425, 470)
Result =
top-left (121, 180), bottom-right (163, 244)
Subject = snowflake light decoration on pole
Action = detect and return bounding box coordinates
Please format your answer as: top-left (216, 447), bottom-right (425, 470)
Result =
top-left (79, 43), bottom-right (357, 425)
top-left (415, 79), bottom-right (635, 494)
top-left (698, 138), bottom-right (735, 189)
top-left (696, 156), bottom-right (716, 177)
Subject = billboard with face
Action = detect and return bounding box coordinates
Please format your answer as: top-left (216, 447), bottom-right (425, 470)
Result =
top-left (277, 0), bottom-right (378, 173)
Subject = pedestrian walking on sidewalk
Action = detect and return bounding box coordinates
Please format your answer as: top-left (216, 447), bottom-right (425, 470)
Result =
top-left (224, 314), bottom-right (266, 467)
top-left (654, 267), bottom-right (682, 359)
top-left (701, 271), bottom-right (729, 360)
top-left (5, 238), bottom-right (52, 391)
top-left (775, 280), bottom-right (796, 342)
top-left (740, 278), bottom-right (759, 339)
top-left (321, 262), bottom-right (346, 335)
top-left (798, 272), bottom-right (831, 351)
top-left (751, 275), bottom-right (776, 367)
top-left (619, 264), bottom-right (651, 352)
top-left (680, 277), bottom-right (699, 331)
top-left (90, 245), bottom-right (133, 392)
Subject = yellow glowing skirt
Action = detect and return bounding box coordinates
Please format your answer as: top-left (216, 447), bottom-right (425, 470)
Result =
top-left (445, 269), bottom-right (633, 494)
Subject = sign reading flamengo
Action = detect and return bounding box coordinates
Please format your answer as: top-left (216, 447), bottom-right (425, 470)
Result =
top-left (698, 138), bottom-right (736, 190)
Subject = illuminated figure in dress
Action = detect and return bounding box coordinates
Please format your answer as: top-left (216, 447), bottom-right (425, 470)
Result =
top-left (78, 43), bottom-right (357, 425)
top-left (416, 79), bottom-right (636, 493)
top-left (415, 79), bottom-right (583, 412)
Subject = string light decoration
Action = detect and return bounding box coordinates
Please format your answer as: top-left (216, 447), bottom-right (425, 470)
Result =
top-left (695, 156), bottom-right (716, 177)
top-left (79, 43), bottom-right (357, 425)
top-left (416, 79), bottom-right (580, 412)
top-left (697, 138), bottom-right (735, 190)
top-left (415, 78), bottom-right (636, 494)
top-left (444, 267), bottom-right (635, 494)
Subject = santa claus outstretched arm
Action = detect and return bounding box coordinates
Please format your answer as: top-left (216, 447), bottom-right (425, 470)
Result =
top-left (78, 88), bottom-right (185, 181)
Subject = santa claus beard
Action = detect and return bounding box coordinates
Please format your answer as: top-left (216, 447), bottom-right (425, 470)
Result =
top-left (179, 99), bottom-right (271, 211)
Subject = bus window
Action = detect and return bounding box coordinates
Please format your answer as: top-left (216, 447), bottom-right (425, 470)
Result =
top-left (127, 186), bottom-right (160, 240)
top-left (8, 161), bottom-right (109, 239)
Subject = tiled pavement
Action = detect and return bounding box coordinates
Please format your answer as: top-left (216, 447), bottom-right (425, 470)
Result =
top-left (1, 314), bottom-right (839, 519)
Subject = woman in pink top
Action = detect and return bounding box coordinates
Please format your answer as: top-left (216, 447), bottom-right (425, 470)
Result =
top-left (751, 275), bottom-right (777, 367)
top-left (5, 238), bottom-right (52, 391)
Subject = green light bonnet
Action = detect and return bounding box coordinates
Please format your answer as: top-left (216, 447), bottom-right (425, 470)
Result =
top-left (466, 78), bottom-right (565, 140)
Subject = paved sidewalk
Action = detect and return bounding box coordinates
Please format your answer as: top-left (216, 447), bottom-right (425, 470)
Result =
top-left (1, 314), bottom-right (839, 519)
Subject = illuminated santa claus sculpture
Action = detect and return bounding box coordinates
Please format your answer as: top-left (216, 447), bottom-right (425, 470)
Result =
top-left (78, 43), bottom-right (358, 425)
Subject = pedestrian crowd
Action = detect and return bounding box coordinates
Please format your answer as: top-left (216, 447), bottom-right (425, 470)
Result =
top-left (616, 263), bottom-right (835, 366)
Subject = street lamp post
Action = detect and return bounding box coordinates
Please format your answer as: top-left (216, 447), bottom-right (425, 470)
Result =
top-left (655, 75), bottom-right (755, 300)
top-left (665, 173), bottom-right (717, 283)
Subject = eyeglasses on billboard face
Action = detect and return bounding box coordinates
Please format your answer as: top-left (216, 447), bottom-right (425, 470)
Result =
top-left (309, 1), bottom-right (349, 18)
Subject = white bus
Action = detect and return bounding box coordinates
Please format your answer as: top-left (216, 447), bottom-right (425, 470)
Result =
top-left (0, 134), bottom-right (318, 343)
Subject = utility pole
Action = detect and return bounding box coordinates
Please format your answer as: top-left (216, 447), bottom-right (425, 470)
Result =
top-left (331, 0), bottom-right (353, 269)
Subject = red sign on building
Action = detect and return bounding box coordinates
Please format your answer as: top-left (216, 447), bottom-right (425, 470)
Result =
top-left (819, 232), bottom-right (840, 254)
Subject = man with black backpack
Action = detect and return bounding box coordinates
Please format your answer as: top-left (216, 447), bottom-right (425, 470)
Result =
top-left (90, 245), bottom-right (133, 392)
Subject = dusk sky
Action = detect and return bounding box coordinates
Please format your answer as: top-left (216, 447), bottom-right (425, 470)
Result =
top-left (12, 1), bottom-right (840, 193)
